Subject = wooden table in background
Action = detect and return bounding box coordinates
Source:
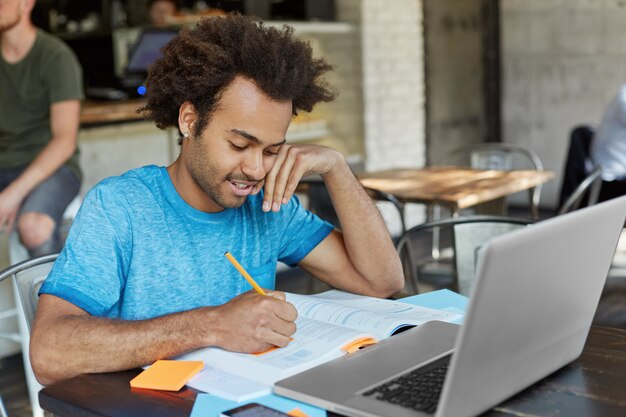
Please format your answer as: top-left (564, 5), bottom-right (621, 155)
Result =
top-left (80, 99), bottom-right (147, 126)
top-left (357, 167), bottom-right (554, 214)
top-left (39, 326), bottom-right (626, 417)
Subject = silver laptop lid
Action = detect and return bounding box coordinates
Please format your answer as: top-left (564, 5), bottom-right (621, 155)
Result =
top-left (437, 196), bottom-right (626, 417)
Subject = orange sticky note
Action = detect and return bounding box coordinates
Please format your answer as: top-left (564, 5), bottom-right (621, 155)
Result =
top-left (130, 360), bottom-right (204, 391)
top-left (287, 409), bottom-right (311, 417)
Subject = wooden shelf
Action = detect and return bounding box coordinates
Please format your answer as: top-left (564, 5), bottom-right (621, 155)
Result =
top-left (265, 21), bottom-right (354, 34)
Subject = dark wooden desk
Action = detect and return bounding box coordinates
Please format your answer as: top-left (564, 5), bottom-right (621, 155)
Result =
top-left (39, 326), bottom-right (626, 417)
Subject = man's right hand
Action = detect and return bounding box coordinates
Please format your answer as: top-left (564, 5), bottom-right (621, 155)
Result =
top-left (0, 187), bottom-right (24, 234)
top-left (210, 290), bottom-right (298, 353)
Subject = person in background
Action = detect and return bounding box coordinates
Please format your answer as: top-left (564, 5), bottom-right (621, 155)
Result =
top-left (30, 14), bottom-right (404, 385)
top-left (148, 0), bottom-right (178, 27)
top-left (590, 84), bottom-right (626, 201)
top-left (0, 0), bottom-right (83, 257)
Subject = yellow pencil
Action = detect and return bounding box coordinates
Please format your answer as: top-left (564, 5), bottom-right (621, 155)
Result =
top-left (224, 252), bottom-right (267, 296)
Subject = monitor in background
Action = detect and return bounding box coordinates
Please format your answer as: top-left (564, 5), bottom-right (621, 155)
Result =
top-left (126, 28), bottom-right (178, 74)
top-left (120, 28), bottom-right (178, 95)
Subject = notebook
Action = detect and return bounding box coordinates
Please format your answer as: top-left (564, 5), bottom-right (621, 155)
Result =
top-left (275, 196), bottom-right (626, 417)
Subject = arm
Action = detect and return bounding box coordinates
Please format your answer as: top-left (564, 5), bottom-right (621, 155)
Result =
top-left (0, 100), bottom-right (80, 231)
top-left (31, 290), bottom-right (297, 385)
top-left (259, 145), bottom-right (404, 298)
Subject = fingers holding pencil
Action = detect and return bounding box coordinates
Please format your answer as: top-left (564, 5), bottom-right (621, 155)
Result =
top-left (213, 291), bottom-right (297, 352)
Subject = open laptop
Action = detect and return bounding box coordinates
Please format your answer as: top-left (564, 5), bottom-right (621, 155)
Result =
top-left (119, 28), bottom-right (178, 94)
top-left (275, 196), bottom-right (626, 417)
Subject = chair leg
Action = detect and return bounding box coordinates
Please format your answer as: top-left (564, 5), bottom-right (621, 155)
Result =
top-left (0, 393), bottom-right (8, 417)
top-left (529, 188), bottom-right (539, 219)
top-left (12, 282), bottom-right (45, 417)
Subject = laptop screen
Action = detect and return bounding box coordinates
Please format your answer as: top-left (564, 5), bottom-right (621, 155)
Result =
top-left (126, 29), bottom-right (178, 74)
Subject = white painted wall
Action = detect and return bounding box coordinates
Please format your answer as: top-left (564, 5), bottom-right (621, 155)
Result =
top-left (78, 122), bottom-right (177, 195)
top-left (501, 0), bottom-right (626, 208)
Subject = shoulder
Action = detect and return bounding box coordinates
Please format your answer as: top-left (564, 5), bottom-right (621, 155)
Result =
top-left (33, 30), bottom-right (80, 67)
top-left (34, 31), bottom-right (73, 57)
top-left (87, 165), bottom-right (162, 205)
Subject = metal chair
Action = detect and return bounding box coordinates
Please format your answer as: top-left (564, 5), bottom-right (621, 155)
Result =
top-left (363, 187), bottom-right (407, 237)
top-left (438, 143), bottom-right (544, 218)
top-left (303, 179), bottom-right (407, 238)
top-left (0, 254), bottom-right (58, 417)
top-left (396, 216), bottom-right (533, 296)
top-left (558, 166), bottom-right (603, 215)
top-left (0, 394), bottom-right (8, 417)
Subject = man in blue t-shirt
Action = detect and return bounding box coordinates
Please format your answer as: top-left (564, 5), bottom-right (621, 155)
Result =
top-left (30, 14), bottom-right (404, 385)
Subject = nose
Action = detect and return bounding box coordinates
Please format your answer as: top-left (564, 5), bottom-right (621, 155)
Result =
top-left (241, 150), bottom-right (266, 181)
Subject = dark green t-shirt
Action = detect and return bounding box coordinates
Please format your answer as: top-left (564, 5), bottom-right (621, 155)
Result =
top-left (0, 30), bottom-right (84, 178)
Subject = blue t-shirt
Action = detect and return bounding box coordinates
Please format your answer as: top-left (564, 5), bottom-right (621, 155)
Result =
top-left (40, 165), bottom-right (333, 320)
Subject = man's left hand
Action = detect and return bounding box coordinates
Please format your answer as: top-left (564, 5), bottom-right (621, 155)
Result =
top-left (253, 144), bottom-right (344, 212)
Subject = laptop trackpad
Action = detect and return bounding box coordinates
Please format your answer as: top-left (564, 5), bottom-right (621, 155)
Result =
top-left (275, 321), bottom-right (459, 407)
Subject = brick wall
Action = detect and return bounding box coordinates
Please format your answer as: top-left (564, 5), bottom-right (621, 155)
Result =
top-left (360, 0), bottom-right (425, 172)
top-left (360, 0), bottom-right (427, 228)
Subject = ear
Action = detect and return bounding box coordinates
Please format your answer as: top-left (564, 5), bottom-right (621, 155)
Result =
top-left (178, 101), bottom-right (197, 137)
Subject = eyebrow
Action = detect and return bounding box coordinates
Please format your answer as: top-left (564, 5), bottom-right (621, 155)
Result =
top-left (229, 129), bottom-right (286, 147)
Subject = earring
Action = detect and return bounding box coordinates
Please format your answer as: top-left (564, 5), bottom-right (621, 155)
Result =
top-left (182, 131), bottom-right (189, 138)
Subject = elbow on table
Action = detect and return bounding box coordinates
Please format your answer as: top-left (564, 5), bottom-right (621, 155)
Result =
top-left (381, 275), bottom-right (406, 298)
top-left (30, 333), bottom-right (66, 386)
top-left (362, 271), bottom-right (405, 299)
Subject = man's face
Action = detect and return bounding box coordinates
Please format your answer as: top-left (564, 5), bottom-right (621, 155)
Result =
top-left (149, 0), bottom-right (176, 27)
top-left (0, 0), bottom-right (24, 33)
top-left (182, 76), bottom-right (292, 212)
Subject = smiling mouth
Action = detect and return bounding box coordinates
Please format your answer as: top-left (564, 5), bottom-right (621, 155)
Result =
top-left (228, 179), bottom-right (257, 196)
top-left (232, 181), bottom-right (250, 189)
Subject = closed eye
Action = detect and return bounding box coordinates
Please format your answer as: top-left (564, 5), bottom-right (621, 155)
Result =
top-left (229, 142), bottom-right (247, 151)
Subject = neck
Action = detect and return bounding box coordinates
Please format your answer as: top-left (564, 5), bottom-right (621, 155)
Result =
top-left (1, 18), bottom-right (37, 64)
top-left (167, 158), bottom-right (223, 213)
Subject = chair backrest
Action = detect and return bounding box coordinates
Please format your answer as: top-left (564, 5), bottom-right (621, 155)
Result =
top-left (558, 166), bottom-right (603, 215)
top-left (440, 143), bottom-right (544, 171)
top-left (363, 187), bottom-right (406, 237)
top-left (0, 254), bottom-right (58, 331)
top-left (439, 143), bottom-right (544, 218)
top-left (558, 125), bottom-right (598, 210)
top-left (396, 216), bottom-right (533, 295)
top-left (302, 178), bottom-right (407, 237)
top-left (305, 179), bottom-right (340, 228)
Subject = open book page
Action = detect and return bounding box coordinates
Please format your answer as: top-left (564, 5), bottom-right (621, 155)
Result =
top-left (287, 290), bottom-right (462, 340)
top-left (178, 316), bottom-right (372, 386)
top-left (177, 290), bottom-right (461, 398)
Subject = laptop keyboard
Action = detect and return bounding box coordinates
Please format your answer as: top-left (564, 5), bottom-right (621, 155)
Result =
top-left (361, 355), bottom-right (451, 414)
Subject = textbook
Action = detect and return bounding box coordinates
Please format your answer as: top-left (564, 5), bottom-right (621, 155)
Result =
top-left (178, 290), bottom-right (461, 401)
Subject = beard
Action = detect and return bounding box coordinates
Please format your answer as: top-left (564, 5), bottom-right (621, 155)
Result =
top-left (191, 169), bottom-right (247, 210)
top-left (186, 140), bottom-right (260, 210)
